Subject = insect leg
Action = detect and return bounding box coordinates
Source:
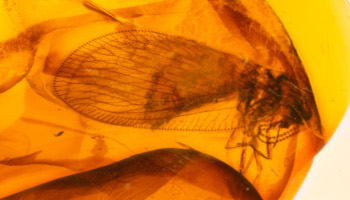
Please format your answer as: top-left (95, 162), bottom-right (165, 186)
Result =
top-left (253, 149), bottom-right (263, 183)
top-left (274, 123), bottom-right (281, 147)
top-left (239, 143), bottom-right (247, 173)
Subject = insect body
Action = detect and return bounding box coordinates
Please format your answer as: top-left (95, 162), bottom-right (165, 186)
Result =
top-left (53, 30), bottom-right (312, 161)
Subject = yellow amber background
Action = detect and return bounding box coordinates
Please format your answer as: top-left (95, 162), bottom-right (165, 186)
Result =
top-left (268, 0), bottom-right (350, 199)
top-left (267, 0), bottom-right (350, 141)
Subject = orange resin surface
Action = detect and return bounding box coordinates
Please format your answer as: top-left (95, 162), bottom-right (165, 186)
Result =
top-left (0, 0), bottom-right (349, 199)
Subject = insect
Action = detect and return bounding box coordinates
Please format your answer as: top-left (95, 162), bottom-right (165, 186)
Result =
top-left (52, 28), bottom-right (318, 170)
top-left (1, 1), bottom-right (323, 196)
top-left (49, 0), bottom-right (324, 175)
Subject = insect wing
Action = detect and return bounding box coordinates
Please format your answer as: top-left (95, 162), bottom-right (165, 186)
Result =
top-left (54, 30), bottom-right (246, 131)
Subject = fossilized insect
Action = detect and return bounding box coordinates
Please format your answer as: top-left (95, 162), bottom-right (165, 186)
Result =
top-left (52, 27), bottom-right (320, 173)
top-left (0, 1), bottom-right (324, 197)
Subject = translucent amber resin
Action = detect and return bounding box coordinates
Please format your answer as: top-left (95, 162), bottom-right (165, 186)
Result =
top-left (0, 0), bottom-right (349, 199)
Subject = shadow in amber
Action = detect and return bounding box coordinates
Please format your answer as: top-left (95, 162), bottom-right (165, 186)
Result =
top-left (2, 148), bottom-right (262, 200)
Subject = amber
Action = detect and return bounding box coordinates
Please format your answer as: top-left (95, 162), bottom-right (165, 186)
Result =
top-left (2, 149), bottom-right (262, 200)
top-left (0, 0), bottom-right (349, 200)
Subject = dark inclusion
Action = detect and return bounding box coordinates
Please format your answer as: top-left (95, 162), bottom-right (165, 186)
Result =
top-left (53, 30), bottom-right (314, 139)
top-left (2, 149), bottom-right (262, 200)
